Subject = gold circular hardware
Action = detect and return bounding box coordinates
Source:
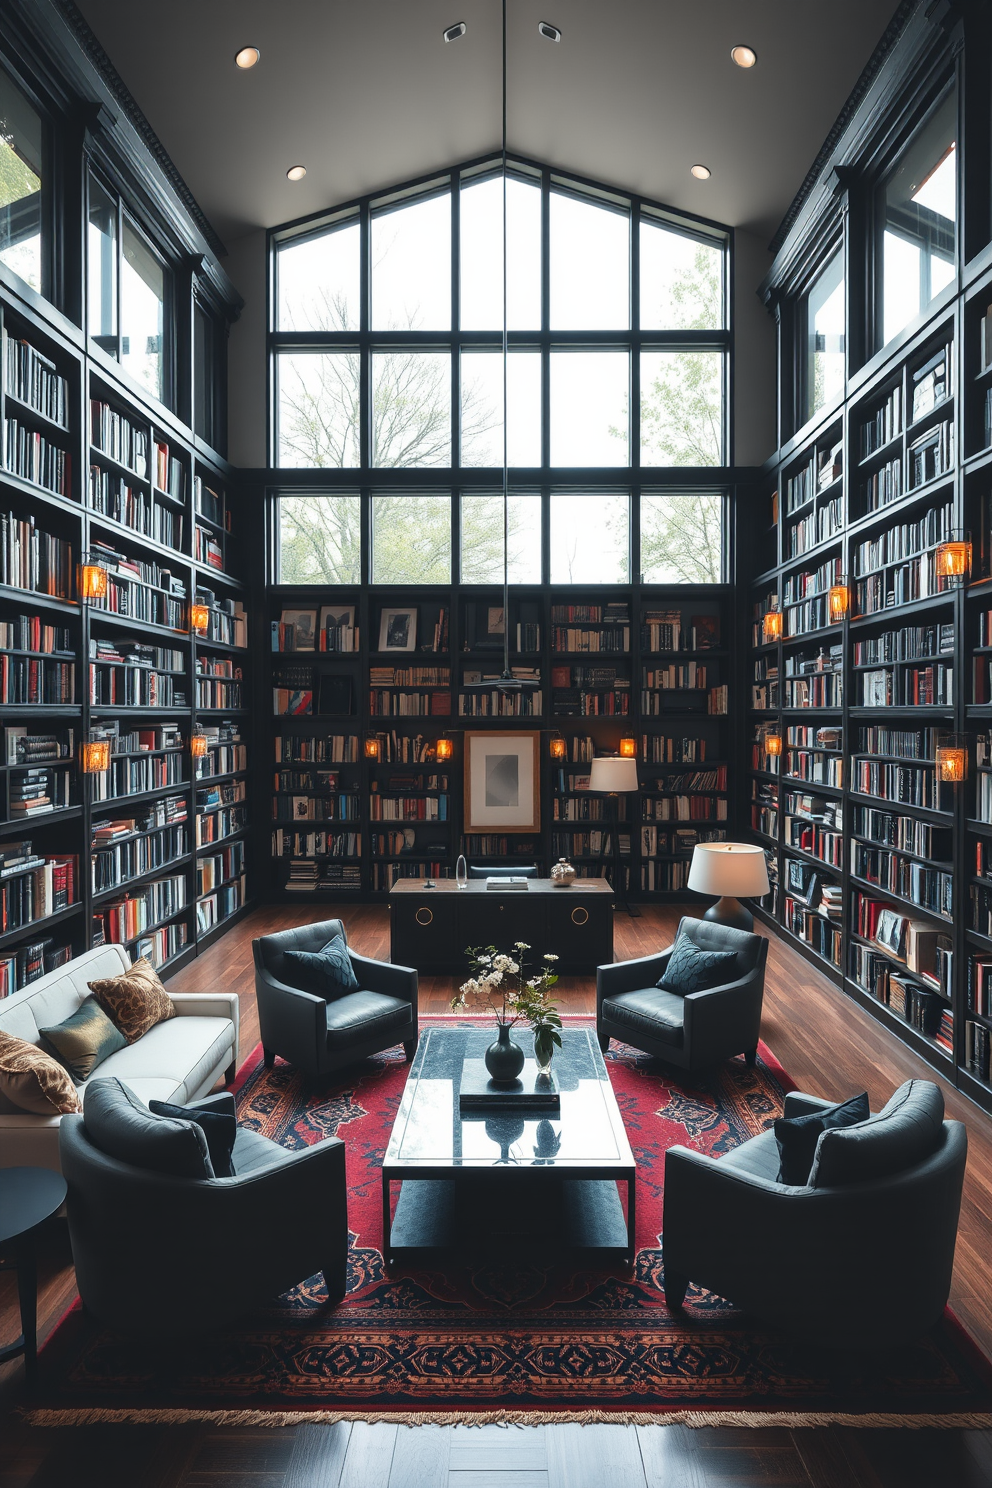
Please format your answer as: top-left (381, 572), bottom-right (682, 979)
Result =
top-left (571, 907), bottom-right (589, 926)
top-left (415, 908), bottom-right (433, 926)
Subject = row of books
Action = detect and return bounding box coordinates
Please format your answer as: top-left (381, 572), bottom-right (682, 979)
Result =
top-left (851, 757), bottom-right (941, 809)
top-left (0, 655), bottom-right (75, 705)
top-left (274, 734), bottom-right (360, 763)
top-left (641, 795), bottom-right (727, 821)
top-left (195, 804), bottom-right (247, 847)
top-left (193, 525), bottom-right (224, 569)
top-left (373, 690), bottom-right (454, 716)
top-left (153, 440), bottom-right (184, 499)
top-left (640, 860), bottom-right (691, 891)
top-left (853, 621), bottom-right (953, 666)
top-left (0, 852), bottom-right (76, 934)
top-left (274, 769), bottom-right (344, 793)
top-left (640, 826), bottom-right (727, 855)
top-left (459, 690), bottom-right (542, 716)
top-left (908, 420), bottom-right (954, 489)
top-left (91, 750), bottom-right (185, 801)
top-left (195, 678), bottom-right (243, 710)
top-left (856, 725), bottom-right (942, 760)
top-left (784, 897), bottom-right (842, 966)
top-left (197, 841), bottom-right (247, 895)
top-left (4, 418), bottom-right (71, 497)
top-left (852, 805), bottom-right (951, 860)
top-left (861, 385), bottom-right (902, 457)
top-left (784, 749), bottom-right (843, 787)
top-left (274, 833), bottom-right (363, 860)
top-left (852, 844), bottom-right (952, 917)
top-left (855, 551), bottom-right (945, 615)
top-left (3, 330), bottom-right (69, 427)
top-left (551, 831), bottom-right (630, 857)
top-left (551, 626), bottom-right (630, 653)
top-left (92, 827), bottom-right (188, 895)
top-left (642, 735), bottom-right (709, 762)
top-left (273, 795), bottom-right (362, 822)
top-left (5, 766), bottom-right (71, 819)
top-left (852, 501), bottom-right (952, 576)
top-left (193, 476), bottom-right (226, 529)
top-left (196, 878), bottom-right (247, 931)
top-left (368, 795), bottom-right (448, 821)
top-left (93, 874), bottom-right (187, 946)
top-left (1, 511), bottom-right (73, 597)
top-left (786, 493), bottom-right (843, 558)
top-left (131, 921), bottom-right (189, 970)
top-left (858, 663), bottom-right (952, 707)
top-left (640, 613), bottom-right (720, 652)
top-left (861, 456), bottom-right (902, 513)
top-left (89, 466), bottom-right (183, 549)
top-left (0, 938), bottom-right (71, 998)
top-left (90, 399), bottom-right (149, 479)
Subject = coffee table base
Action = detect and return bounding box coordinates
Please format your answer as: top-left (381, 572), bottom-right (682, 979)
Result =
top-left (383, 1174), bottom-right (635, 1266)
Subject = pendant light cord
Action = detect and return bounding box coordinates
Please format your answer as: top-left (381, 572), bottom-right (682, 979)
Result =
top-left (501, 0), bottom-right (510, 680)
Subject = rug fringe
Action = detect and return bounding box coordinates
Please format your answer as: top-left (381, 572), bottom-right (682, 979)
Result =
top-left (19, 1407), bottom-right (992, 1430)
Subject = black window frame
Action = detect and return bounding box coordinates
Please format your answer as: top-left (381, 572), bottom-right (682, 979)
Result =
top-left (0, 51), bottom-right (54, 308)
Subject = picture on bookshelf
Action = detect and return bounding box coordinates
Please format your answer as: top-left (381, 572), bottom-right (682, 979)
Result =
top-left (379, 607), bottom-right (417, 652)
top-left (281, 608), bottom-right (317, 651)
top-left (463, 731), bottom-right (540, 833)
top-left (319, 604), bottom-right (356, 652)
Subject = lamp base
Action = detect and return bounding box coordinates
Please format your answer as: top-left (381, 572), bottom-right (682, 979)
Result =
top-left (702, 897), bottom-right (754, 933)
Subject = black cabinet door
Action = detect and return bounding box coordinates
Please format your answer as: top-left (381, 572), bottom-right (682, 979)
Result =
top-left (390, 896), bottom-right (458, 971)
top-left (546, 894), bottom-right (613, 971)
top-left (458, 896), bottom-right (548, 954)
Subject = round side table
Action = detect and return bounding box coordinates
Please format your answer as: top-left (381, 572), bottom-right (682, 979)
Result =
top-left (0, 1166), bottom-right (67, 1383)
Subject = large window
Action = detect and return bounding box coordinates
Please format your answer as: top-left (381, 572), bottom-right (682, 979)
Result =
top-left (804, 248), bottom-right (845, 422)
top-left (270, 158), bottom-right (729, 586)
top-left (87, 171), bottom-right (172, 406)
top-left (878, 89), bottom-right (957, 350)
top-left (0, 65), bottom-right (44, 294)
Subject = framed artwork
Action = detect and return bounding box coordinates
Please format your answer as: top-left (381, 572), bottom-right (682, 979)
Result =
top-left (280, 607), bottom-right (317, 651)
top-left (378, 607), bottom-right (417, 652)
top-left (319, 604), bottom-right (356, 651)
top-left (463, 731), bottom-right (540, 833)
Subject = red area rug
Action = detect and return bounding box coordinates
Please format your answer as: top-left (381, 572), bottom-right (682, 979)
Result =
top-left (30, 1023), bottom-right (992, 1426)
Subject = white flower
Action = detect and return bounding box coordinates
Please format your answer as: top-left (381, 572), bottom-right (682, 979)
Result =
top-left (527, 976), bottom-right (541, 989)
top-left (487, 969), bottom-right (503, 984)
top-left (544, 953), bottom-right (558, 962)
top-left (514, 941), bottom-right (530, 950)
top-left (477, 954), bottom-right (492, 966)
top-left (492, 954), bottom-right (512, 971)
top-left (460, 977), bottom-right (481, 998)
top-left (508, 959), bottom-right (519, 974)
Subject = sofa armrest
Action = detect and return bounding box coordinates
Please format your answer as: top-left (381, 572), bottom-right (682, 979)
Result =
top-left (169, 991), bottom-right (239, 1072)
top-left (189, 1092), bottom-right (237, 1119)
top-left (782, 1090), bottom-right (839, 1119)
top-left (597, 950), bottom-right (672, 1009)
top-left (348, 952), bottom-right (418, 1010)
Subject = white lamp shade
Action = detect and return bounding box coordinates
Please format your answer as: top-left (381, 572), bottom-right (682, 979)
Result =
top-left (687, 842), bottom-right (769, 897)
top-left (588, 756), bottom-right (639, 793)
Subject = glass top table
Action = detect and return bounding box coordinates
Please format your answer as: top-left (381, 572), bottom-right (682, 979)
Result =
top-left (381, 1026), bottom-right (636, 1263)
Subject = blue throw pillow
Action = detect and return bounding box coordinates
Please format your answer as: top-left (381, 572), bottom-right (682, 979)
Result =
top-left (774, 1092), bottom-right (870, 1186)
top-left (284, 933), bottom-right (359, 1001)
top-left (658, 934), bottom-right (737, 995)
top-left (150, 1099), bottom-right (237, 1178)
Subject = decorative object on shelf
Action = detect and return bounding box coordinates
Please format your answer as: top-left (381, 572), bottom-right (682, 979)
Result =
top-left (453, 942), bottom-right (561, 1084)
top-left (619, 736), bottom-right (637, 758)
top-left (378, 607), bottom-right (417, 652)
top-left (549, 731), bottom-right (567, 761)
top-left (80, 739), bottom-right (110, 773)
top-left (79, 556), bottom-right (109, 602)
top-left (687, 842), bottom-right (770, 932)
top-left (551, 856), bottom-right (576, 887)
top-left (936, 734), bottom-right (968, 783)
top-left (363, 735), bottom-right (381, 761)
top-left (435, 734), bottom-right (454, 763)
top-left (190, 603), bottom-right (210, 634)
top-left (935, 533), bottom-right (972, 584)
top-left (588, 755), bottom-right (640, 917)
top-left (190, 733), bottom-right (208, 759)
top-left (764, 730), bottom-right (782, 757)
top-left (762, 608), bottom-right (783, 642)
top-left (827, 582), bottom-right (850, 621)
top-left (464, 731), bottom-right (540, 832)
top-left (456, 853), bottom-right (469, 890)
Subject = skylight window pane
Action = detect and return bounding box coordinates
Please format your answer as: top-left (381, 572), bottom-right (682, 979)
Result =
top-left (276, 352), bottom-right (361, 467)
top-left (640, 351), bottom-right (724, 466)
top-left (372, 494), bottom-right (451, 583)
top-left (550, 193), bottom-right (629, 330)
top-left (550, 352), bottom-right (628, 466)
top-left (277, 221), bottom-right (360, 332)
top-left (640, 493), bottom-right (724, 583)
top-left (550, 493), bottom-right (629, 583)
top-left (640, 221), bottom-right (724, 330)
top-left (460, 352), bottom-right (542, 466)
top-left (278, 494), bottom-right (362, 584)
top-left (460, 174), bottom-right (541, 330)
top-left (372, 351), bottom-right (451, 466)
top-left (372, 193), bottom-right (451, 330)
top-left (460, 493), bottom-right (542, 583)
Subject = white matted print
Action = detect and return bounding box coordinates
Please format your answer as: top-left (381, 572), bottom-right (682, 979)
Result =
top-left (463, 731), bottom-right (540, 833)
top-left (378, 607), bottom-right (417, 652)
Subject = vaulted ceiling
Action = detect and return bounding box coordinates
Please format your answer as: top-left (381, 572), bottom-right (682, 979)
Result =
top-left (75, 0), bottom-right (899, 252)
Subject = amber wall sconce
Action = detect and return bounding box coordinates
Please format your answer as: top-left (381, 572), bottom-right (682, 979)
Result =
top-left (190, 603), bottom-right (210, 634)
top-left (549, 732), bottom-right (567, 761)
top-left (764, 732), bottom-right (782, 757)
top-left (935, 535), bottom-right (972, 584)
top-left (828, 582), bottom-right (850, 621)
top-left (762, 609), bottom-right (783, 642)
top-left (81, 739), bottom-right (110, 773)
top-left (190, 733), bottom-right (208, 759)
top-left (364, 736), bottom-right (381, 761)
top-left (619, 737), bottom-right (637, 759)
top-left (435, 735), bottom-right (454, 763)
top-left (79, 562), bottom-right (108, 601)
top-left (935, 735), bottom-right (967, 783)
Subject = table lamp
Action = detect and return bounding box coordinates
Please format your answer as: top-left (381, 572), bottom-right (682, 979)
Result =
top-left (687, 843), bottom-right (769, 932)
top-left (588, 756), bottom-right (640, 916)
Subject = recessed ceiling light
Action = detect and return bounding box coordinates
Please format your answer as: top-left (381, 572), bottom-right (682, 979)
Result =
top-left (538, 22), bottom-right (561, 42)
top-left (690, 164), bottom-right (711, 181)
top-left (731, 45), bottom-right (758, 69)
top-left (443, 22), bottom-right (467, 42)
top-left (234, 46), bottom-right (260, 69)
top-left (286, 165), bottom-right (307, 182)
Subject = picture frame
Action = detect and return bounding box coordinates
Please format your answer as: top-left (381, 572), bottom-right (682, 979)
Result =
top-left (463, 731), bottom-right (540, 833)
top-left (280, 607), bottom-right (317, 652)
top-left (319, 604), bottom-right (356, 652)
top-left (378, 606), bottom-right (418, 652)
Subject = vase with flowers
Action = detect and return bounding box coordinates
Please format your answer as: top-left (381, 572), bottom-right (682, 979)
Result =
top-left (452, 942), bottom-right (562, 1083)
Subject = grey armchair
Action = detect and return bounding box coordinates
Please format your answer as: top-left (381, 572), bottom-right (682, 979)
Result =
top-left (597, 916), bottom-right (767, 1071)
top-left (253, 918), bottom-right (418, 1078)
top-left (662, 1079), bottom-right (967, 1347)
top-left (59, 1081), bottom-right (348, 1340)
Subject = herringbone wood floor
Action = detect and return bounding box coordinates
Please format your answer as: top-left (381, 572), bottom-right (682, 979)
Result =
top-left (2, 903), bottom-right (992, 1487)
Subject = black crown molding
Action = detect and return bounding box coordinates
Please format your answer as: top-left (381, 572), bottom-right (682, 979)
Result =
top-left (768, 0), bottom-right (918, 256)
top-left (53, 0), bottom-right (227, 260)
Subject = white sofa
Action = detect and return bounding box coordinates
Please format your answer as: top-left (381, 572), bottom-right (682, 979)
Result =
top-left (0, 944), bottom-right (239, 1174)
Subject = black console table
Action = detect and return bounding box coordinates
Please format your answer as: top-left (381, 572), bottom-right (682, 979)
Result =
top-left (389, 876), bottom-right (613, 973)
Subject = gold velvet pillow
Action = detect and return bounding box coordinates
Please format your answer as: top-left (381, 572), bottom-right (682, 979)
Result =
top-left (0, 1030), bottom-right (83, 1115)
top-left (88, 957), bottom-right (175, 1044)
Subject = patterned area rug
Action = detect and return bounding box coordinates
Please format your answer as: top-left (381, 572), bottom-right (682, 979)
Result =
top-left (30, 1024), bottom-right (992, 1426)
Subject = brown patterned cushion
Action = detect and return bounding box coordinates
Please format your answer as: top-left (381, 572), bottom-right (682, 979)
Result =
top-left (0, 1030), bottom-right (83, 1115)
top-left (88, 957), bottom-right (175, 1044)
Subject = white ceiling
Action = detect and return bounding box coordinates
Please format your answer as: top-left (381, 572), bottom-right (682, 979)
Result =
top-left (75, 0), bottom-right (899, 251)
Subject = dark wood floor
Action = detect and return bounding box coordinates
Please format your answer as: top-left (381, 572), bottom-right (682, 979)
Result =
top-left (3, 902), bottom-right (992, 1487)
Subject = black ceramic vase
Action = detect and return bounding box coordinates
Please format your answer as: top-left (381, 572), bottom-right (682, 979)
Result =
top-left (485, 1022), bottom-right (525, 1084)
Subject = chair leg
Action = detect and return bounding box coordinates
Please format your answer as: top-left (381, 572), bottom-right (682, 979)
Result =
top-left (323, 1267), bottom-right (347, 1306)
top-left (598, 1032), bottom-right (610, 1054)
top-left (744, 1047), bottom-right (757, 1067)
top-left (224, 1061), bottom-right (236, 1084)
top-left (664, 1269), bottom-right (689, 1311)
top-left (403, 1039), bottom-right (417, 1061)
top-left (262, 1047), bottom-right (276, 1070)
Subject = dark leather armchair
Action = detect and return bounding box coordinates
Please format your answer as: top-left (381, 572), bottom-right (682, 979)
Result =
top-left (597, 915), bottom-right (767, 1071)
top-left (253, 918), bottom-right (418, 1078)
top-left (468, 864), bottom-right (539, 878)
top-left (60, 1083), bottom-right (348, 1339)
top-left (662, 1080), bottom-right (967, 1347)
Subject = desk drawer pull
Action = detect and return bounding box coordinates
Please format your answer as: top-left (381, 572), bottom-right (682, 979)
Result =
top-left (415, 907), bottom-right (434, 926)
top-left (571, 907), bottom-right (589, 925)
